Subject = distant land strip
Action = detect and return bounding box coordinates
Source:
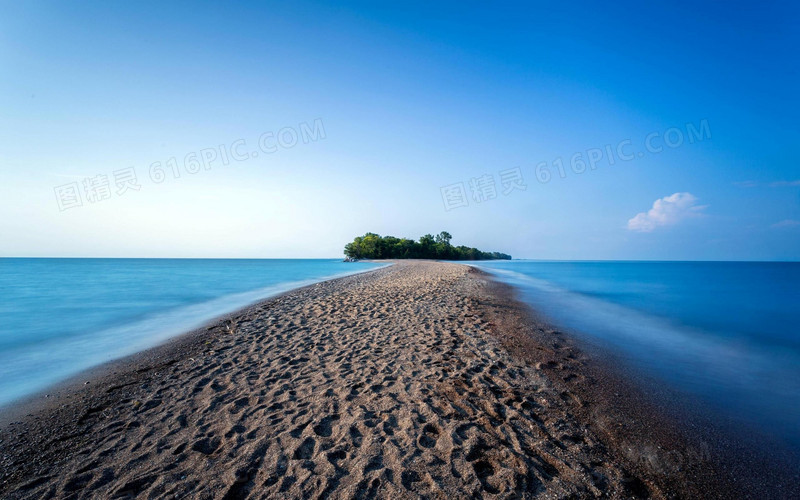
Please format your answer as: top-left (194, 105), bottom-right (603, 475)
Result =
top-left (344, 231), bottom-right (511, 260)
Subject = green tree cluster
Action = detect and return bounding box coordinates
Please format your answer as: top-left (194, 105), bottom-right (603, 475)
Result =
top-left (343, 232), bottom-right (511, 260)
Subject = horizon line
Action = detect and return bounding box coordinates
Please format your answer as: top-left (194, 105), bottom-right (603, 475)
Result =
top-left (1, 256), bottom-right (798, 263)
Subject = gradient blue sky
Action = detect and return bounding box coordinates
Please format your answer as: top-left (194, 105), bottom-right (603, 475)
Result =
top-left (1, 1), bottom-right (798, 259)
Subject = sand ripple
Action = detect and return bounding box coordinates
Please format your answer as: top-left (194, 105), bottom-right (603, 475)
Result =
top-left (1, 262), bottom-right (659, 499)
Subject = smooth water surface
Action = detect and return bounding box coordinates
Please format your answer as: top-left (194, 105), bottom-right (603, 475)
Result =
top-left (473, 260), bottom-right (800, 447)
top-left (0, 258), bottom-right (383, 407)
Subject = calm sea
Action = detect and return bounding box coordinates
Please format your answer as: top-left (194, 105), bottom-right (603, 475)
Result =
top-left (473, 261), bottom-right (800, 448)
top-left (0, 258), bottom-right (384, 407)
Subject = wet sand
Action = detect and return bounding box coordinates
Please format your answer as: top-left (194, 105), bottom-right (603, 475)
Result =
top-left (0, 261), bottom-right (754, 498)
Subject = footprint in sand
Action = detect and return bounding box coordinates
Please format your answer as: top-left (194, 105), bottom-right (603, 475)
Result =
top-left (418, 423), bottom-right (440, 448)
top-left (293, 437), bottom-right (315, 460)
top-left (312, 414), bottom-right (340, 437)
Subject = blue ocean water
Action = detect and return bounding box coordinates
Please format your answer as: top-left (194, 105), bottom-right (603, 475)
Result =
top-left (0, 258), bottom-right (384, 407)
top-left (473, 261), bottom-right (800, 447)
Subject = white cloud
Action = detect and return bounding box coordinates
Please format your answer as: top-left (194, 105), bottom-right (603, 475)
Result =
top-left (771, 219), bottom-right (800, 229)
top-left (768, 180), bottom-right (800, 187)
top-left (627, 192), bottom-right (707, 232)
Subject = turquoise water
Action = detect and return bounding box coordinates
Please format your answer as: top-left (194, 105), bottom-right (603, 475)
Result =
top-left (473, 261), bottom-right (800, 448)
top-left (0, 258), bottom-right (384, 407)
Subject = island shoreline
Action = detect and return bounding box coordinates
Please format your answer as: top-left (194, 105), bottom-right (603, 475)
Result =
top-left (0, 262), bottom-right (393, 425)
top-left (0, 261), bottom-right (789, 498)
top-left (469, 265), bottom-right (800, 499)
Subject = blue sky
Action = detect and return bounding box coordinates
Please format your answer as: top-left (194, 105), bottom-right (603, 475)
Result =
top-left (1, 0), bottom-right (798, 259)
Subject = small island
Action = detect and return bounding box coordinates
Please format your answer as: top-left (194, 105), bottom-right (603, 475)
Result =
top-left (344, 231), bottom-right (511, 260)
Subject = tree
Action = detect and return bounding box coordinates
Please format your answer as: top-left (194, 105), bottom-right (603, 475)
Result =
top-left (343, 241), bottom-right (361, 259)
top-left (342, 232), bottom-right (511, 261)
top-left (435, 231), bottom-right (452, 245)
top-left (434, 231), bottom-right (453, 259)
top-left (418, 234), bottom-right (435, 256)
top-left (360, 232), bottom-right (381, 258)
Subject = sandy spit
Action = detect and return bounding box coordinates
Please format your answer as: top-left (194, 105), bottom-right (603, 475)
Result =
top-left (0, 261), bottom-right (737, 499)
